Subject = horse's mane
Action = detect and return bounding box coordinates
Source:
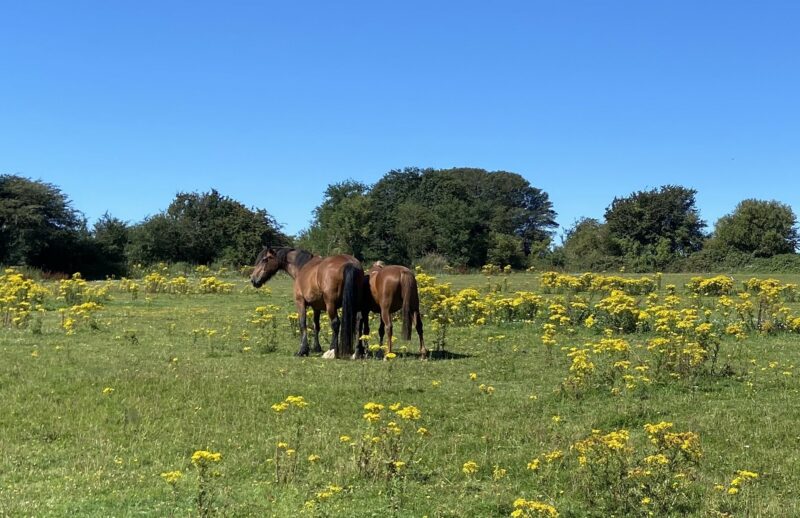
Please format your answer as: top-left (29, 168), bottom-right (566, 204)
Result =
top-left (275, 247), bottom-right (315, 270)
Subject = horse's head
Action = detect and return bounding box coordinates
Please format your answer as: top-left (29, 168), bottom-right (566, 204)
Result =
top-left (369, 260), bottom-right (386, 273)
top-left (251, 247), bottom-right (282, 287)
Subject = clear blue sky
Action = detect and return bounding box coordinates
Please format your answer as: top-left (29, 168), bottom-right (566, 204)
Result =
top-left (2, 1), bottom-right (798, 240)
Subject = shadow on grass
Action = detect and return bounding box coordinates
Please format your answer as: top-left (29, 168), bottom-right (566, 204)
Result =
top-left (427, 349), bottom-right (472, 361)
top-left (348, 349), bottom-right (472, 361)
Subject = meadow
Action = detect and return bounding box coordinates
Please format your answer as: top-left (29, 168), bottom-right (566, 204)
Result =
top-left (1, 266), bottom-right (799, 517)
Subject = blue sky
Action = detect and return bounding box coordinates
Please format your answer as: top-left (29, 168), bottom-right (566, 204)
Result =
top-left (2, 1), bottom-right (798, 240)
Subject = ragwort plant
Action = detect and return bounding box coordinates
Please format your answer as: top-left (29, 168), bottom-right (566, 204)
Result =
top-left (570, 422), bottom-right (703, 516)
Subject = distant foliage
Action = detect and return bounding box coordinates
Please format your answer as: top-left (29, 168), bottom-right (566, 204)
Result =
top-left (4, 174), bottom-right (799, 275)
top-left (604, 185), bottom-right (706, 270)
top-left (0, 175), bottom-right (123, 277)
top-left (710, 199), bottom-right (798, 257)
top-left (0, 175), bottom-right (83, 269)
top-left (127, 189), bottom-right (288, 267)
top-left (295, 180), bottom-right (371, 258)
top-left (299, 168), bottom-right (558, 267)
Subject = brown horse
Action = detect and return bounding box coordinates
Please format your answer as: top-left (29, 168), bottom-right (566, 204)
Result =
top-left (362, 262), bottom-right (427, 359)
top-left (250, 247), bottom-right (363, 358)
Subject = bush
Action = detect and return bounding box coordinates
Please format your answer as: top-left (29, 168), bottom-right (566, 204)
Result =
top-left (414, 253), bottom-right (450, 274)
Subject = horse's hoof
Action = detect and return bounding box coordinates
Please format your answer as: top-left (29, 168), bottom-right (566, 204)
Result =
top-left (322, 349), bottom-right (336, 360)
top-left (295, 349), bottom-right (310, 357)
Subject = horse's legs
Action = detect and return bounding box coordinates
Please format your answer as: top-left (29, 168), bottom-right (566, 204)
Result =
top-left (381, 306), bottom-right (393, 356)
top-left (326, 302), bottom-right (340, 355)
top-left (311, 309), bottom-right (322, 353)
top-left (415, 310), bottom-right (427, 359)
top-left (295, 299), bottom-right (310, 357)
top-left (378, 321), bottom-right (385, 346)
top-left (354, 309), bottom-right (369, 359)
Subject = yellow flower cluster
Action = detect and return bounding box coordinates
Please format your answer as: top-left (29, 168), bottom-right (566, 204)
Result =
top-left (594, 290), bottom-right (642, 333)
top-left (685, 275), bottom-right (735, 296)
top-left (0, 268), bottom-right (49, 328)
top-left (573, 429), bottom-right (631, 466)
top-left (510, 498), bottom-right (559, 517)
top-left (419, 270), bottom-right (543, 327)
top-left (59, 301), bottom-right (103, 335)
top-left (250, 304), bottom-right (281, 327)
top-left (191, 449), bottom-right (222, 466)
top-left (717, 469), bottom-right (759, 495)
top-left (541, 271), bottom-right (657, 295)
top-left (462, 460), bottom-right (479, 475)
top-left (137, 271), bottom-right (235, 295)
top-left (198, 276), bottom-right (235, 294)
top-left (394, 404), bottom-right (421, 420)
top-left (272, 395), bottom-right (309, 413)
top-left (568, 422), bottom-right (702, 515)
top-left (160, 470), bottom-right (183, 485)
top-left (362, 401), bottom-right (385, 423)
top-left (644, 422), bottom-right (702, 462)
top-left (58, 273), bottom-right (110, 304)
top-left (303, 484), bottom-right (344, 510)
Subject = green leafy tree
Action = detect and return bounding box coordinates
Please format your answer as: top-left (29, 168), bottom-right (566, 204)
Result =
top-left (604, 185), bottom-right (705, 269)
top-left (296, 181), bottom-right (371, 259)
top-left (363, 168), bottom-right (424, 264)
top-left (308, 167), bottom-right (558, 268)
top-left (487, 232), bottom-right (527, 268)
top-left (559, 218), bottom-right (619, 271)
top-left (91, 213), bottom-right (131, 276)
top-left (128, 189), bottom-right (287, 266)
top-left (711, 199), bottom-right (798, 257)
top-left (0, 174), bottom-right (86, 270)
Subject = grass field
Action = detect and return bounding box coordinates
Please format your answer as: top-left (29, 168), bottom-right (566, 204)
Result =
top-left (1, 270), bottom-right (799, 517)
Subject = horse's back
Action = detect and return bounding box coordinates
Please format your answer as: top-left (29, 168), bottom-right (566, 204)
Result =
top-left (310, 254), bottom-right (362, 303)
top-left (370, 265), bottom-right (414, 312)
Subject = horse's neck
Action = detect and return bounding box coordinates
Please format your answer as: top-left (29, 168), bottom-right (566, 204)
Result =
top-left (283, 250), bottom-right (315, 279)
top-left (282, 261), bottom-right (300, 279)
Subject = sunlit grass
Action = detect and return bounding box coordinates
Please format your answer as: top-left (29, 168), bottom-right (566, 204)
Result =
top-left (1, 271), bottom-right (798, 516)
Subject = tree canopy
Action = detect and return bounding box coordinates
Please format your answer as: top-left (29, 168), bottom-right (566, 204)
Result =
top-left (3, 173), bottom-right (798, 275)
top-left (0, 174), bottom-right (86, 272)
top-left (299, 167), bottom-right (558, 267)
top-left (710, 199), bottom-right (798, 257)
top-left (604, 185), bottom-right (706, 269)
top-left (128, 189), bottom-right (288, 266)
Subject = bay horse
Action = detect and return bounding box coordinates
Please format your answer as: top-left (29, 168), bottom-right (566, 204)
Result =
top-left (250, 247), bottom-right (363, 358)
top-left (362, 262), bottom-right (427, 359)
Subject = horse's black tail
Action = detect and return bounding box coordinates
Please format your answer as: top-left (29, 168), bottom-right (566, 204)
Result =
top-left (339, 263), bottom-right (361, 358)
top-left (401, 271), bottom-right (418, 341)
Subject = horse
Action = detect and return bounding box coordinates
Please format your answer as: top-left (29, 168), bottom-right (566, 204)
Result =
top-left (250, 247), bottom-right (363, 358)
top-left (361, 261), bottom-right (427, 359)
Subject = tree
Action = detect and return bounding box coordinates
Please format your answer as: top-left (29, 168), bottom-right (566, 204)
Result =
top-left (559, 218), bottom-right (619, 271)
top-left (487, 232), bottom-right (527, 268)
top-left (91, 213), bottom-right (131, 276)
top-left (711, 199), bottom-right (798, 257)
top-left (363, 168), bottom-right (424, 264)
top-left (297, 181), bottom-right (371, 259)
top-left (0, 174), bottom-right (86, 271)
top-left (304, 168), bottom-right (558, 268)
top-left (128, 189), bottom-right (287, 265)
top-left (604, 185), bottom-right (705, 268)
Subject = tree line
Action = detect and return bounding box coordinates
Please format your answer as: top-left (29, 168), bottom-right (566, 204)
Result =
top-left (1, 171), bottom-right (798, 277)
top-left (0, 174), bottom-right (288, 277)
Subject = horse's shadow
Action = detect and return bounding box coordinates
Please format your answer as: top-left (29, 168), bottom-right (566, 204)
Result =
top-left (427, 349), bottom-right (471, 361)
top-left (360, 349), bottom-right (472, 361)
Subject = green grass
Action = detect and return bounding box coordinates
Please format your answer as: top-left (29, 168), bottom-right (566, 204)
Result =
top-left (1, 273), bottom-right (799, 517)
